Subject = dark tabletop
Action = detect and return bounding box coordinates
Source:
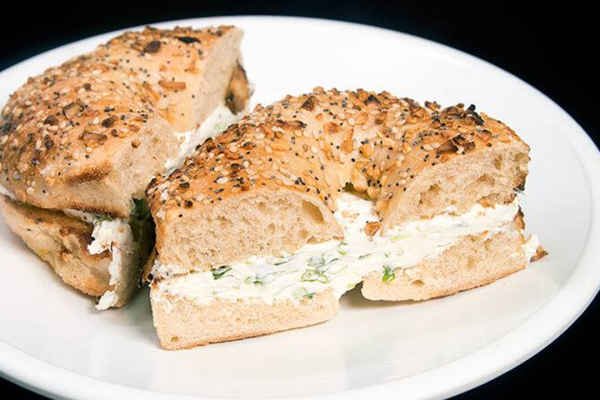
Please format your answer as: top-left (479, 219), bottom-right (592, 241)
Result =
top-left (1, 1), bottom-right (597, 398)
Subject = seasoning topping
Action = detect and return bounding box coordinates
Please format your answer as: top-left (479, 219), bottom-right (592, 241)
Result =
top-left (143, 40), bottom-right (162, 53)
top-left (177, 36), bottom-right (200, 44)
top-left (101, 117), bottom-right (116, 128)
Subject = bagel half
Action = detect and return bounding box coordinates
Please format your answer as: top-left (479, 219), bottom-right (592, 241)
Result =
top-left (147, 88), bottom-right (543, 349)
top-left (0, 26), bottom-right (250, 309)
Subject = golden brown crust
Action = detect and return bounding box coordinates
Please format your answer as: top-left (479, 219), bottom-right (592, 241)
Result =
top-left (225, 63), bottom-right (251, 114)
top-left (64, 164), bottom-right (112, 184)
top-left (531, 246), bottom-right (548, 262)
top-left (0, 65), bottom-right (157, 216)
top-left (0, 196), bottom-right (111, 296)
top-left (0, 26), bottom-right (246, 217)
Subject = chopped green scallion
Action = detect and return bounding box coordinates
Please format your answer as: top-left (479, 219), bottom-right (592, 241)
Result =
top-left (212, 266), bottom-right (231, 280)
top-left (382, 265), bottom-right (396, 283)
top-left (301, 269), bottom-right (329, 283)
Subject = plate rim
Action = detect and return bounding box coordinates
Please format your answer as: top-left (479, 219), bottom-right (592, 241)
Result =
top-left (1, 15), bottom-right (599, 400)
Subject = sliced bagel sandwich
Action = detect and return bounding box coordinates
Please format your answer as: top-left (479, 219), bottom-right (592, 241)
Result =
top-left (0, 26), bottom-right (250, 309)
top-left (147, 88), bottom-right (544, 349)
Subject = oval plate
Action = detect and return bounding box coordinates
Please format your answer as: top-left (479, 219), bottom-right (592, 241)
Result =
top-left (0, 16), bottom-right (599, 400)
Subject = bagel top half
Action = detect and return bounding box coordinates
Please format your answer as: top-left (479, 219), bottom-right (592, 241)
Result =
top-left (0, 26), bottom-right (249, 218)
top-left (147, 87), bottom-right (529, 277)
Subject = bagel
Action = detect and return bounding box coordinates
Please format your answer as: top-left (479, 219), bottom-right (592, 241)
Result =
top-left (0, 25), bottom-right (250, 309)
top-left (147, 88), bottom-right (543, 349)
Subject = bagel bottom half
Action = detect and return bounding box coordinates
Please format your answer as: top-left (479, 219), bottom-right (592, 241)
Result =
top-left (150, 220), bottom-right (531, 350)
top-left (151, 288), bottom-right (339, 350)
top-left (0, 195), bottom-right (153, 309)
top-left (0, 195), bottom-right (112, 297)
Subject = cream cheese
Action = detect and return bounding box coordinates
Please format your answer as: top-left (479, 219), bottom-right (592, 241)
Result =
top-left (164, 105), bottom-right (239, 172)
top-left (154, 193), bottom-right (528, 306)
top-left (87, 218), bottom-right (136, 310)
top-left (523, 233), bottom-right (540, 260)
top-left (95, 290), bottom-right (118, 311)
top-left (63, 209), bottom-right (136, 310)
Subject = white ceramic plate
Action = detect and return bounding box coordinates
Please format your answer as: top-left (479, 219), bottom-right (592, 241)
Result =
top-left (0, 16), bottom-right (598, 400)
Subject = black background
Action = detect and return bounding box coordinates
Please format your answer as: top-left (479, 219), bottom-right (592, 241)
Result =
top-left (1, 1), bottom-right (597, 398)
